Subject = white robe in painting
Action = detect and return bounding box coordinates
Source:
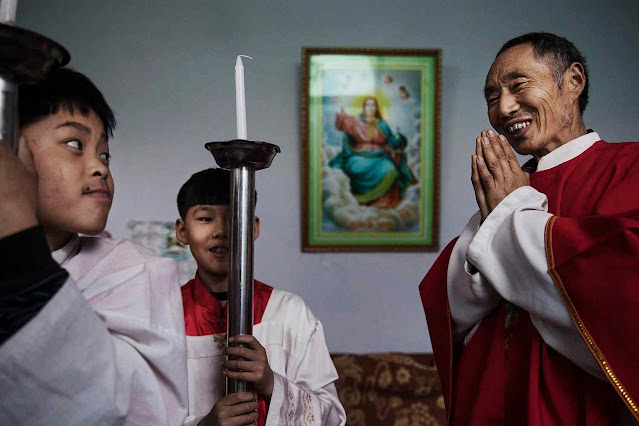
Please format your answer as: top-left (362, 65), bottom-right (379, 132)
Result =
top-left (0, 235), bottom-right (188, 425)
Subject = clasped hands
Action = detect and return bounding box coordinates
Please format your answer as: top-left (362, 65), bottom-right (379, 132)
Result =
top-left (471, 130), bottom-right (530, 222)
top-left (203, 335), bottom-right (274, 426)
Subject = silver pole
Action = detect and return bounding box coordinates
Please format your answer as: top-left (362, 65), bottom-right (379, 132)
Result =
top-left (204, 139), bottom-right (280, 395)
top-left (0, 74), bottom-right (18, 151)
top-left (227, 165), bottom-right (255, 393)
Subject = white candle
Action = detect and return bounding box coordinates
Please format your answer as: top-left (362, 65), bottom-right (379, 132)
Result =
top-left (235, 55), bottom-right (252, 140)
top-left (0, 0), bottom-right (18, 24)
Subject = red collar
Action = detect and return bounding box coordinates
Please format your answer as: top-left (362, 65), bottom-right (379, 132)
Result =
top-left (182, 272), bottom-right (274, 336)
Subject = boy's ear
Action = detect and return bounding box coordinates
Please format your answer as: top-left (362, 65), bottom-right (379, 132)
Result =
top-left (175, 218), bottom-right (189, 245)
top-left (253, 216), bottom-right (260, 240)
top-left (16, 134), bottom-right (37, 174)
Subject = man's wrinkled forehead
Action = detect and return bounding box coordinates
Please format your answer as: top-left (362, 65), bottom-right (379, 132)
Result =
top-left (483, 44), bottom-right (539, 94)
top-left (484, 67), bottom-right (528, 99)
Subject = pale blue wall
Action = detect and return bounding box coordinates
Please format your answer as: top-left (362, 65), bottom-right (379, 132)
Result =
top-left (20, 0), bottom-right (639, 352)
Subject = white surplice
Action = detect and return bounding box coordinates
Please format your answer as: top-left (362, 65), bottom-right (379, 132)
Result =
top-left (447, 131), bottom-right (639, 425)
top-left (182, 288), bottom-right (346, 426)
top-left (447, 132), bottom-right (605, 380)
top-left (0, 235), bottom-right (188, 425)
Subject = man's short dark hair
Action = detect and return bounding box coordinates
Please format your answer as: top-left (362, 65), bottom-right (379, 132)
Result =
top-left (19, 68), bottom-right (116, 139)
top-left (497, 32), bottom-right (589, 114)
top-left (177, 168), bottom-right (258, 219)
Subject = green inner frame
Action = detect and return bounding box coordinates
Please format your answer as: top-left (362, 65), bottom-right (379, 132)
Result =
top-left (307, 54), bottom-right (436, 246)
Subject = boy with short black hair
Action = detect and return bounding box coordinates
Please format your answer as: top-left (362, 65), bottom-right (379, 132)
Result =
top-left (176, 168), bottom-right (346, 426)
top-left (0, 68), bottom-right (188, 424)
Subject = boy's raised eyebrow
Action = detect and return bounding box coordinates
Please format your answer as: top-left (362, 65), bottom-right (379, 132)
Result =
top-left (192, 205), bottom-right (214, 213)
top-left (55, 121), bottom-right (92, 135)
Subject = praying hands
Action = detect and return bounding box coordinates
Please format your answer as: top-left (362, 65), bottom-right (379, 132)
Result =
top-left (471, 129), bottom-right (530, 222)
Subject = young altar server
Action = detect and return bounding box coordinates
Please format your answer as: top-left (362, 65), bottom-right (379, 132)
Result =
top-left (0, 68), bottom-right (188, 424)
top-left (176, 168), bottom-right (346, 426)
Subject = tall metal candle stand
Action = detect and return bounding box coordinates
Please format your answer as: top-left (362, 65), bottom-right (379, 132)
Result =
top-left (205, 139), bottom-right (280, 394)
top-left (0, 23), bottom-right (69, 151)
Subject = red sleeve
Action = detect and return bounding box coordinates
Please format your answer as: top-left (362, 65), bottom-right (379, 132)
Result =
top-left (546, 172), bottom-right (639, 421)
top-left (335, 109), bottom-right (368, 143)
top-left (419, 238), bottom-right (457, 420)
top-left (334, 109), bottom-right (353, 133)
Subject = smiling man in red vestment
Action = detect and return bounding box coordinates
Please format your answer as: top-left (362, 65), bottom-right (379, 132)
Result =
top-left (420, 32), bottom-right (639, 425)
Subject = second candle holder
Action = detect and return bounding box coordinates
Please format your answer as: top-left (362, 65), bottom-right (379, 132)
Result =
top-left (205, 139), bottom-right (280, 394)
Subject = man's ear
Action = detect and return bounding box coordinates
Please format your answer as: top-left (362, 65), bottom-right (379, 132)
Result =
top-left (253, 216), bottom-right (260, 240)
top-left (564, 62), bottom-right (586, 102)
top-left (175, 218), bottom-right (189, 246)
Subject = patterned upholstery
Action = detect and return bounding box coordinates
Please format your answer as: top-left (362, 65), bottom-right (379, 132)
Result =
top-left (330, 353), bottom-right (446, 425)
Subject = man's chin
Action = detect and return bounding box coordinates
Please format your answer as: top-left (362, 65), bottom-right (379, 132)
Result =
top-left (506, 137), bottom-right (535, 156)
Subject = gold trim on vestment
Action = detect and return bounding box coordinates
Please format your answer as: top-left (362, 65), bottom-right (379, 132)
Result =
top-left (545, 216), bottom-right (639, 421)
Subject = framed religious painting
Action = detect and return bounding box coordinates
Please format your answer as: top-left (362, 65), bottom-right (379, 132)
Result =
top-left (301, 47), bottom-right (441, 252)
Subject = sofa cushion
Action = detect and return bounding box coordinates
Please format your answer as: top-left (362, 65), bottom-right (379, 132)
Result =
top-left (331, 353), bottom-right (446, 425)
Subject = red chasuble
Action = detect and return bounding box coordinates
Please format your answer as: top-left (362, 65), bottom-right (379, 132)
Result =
top-left (182, 274), bottom-right (273, 426)
top-left (420, 140), bottom-right (639, 425)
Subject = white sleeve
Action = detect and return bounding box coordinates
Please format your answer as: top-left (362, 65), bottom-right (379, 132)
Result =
top-left (466, 186), bottom-right (604, 380)
top-left (0, 259), bottom-right (189, 425)
top-left (447, 211), bottom-right (502, 343)
top-left (266, 320), bottom-right (346, 426)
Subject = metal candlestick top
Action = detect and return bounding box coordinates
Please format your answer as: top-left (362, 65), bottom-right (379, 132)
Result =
top-left (0, 24), bottom-right (69, 151)
top-left (205, 139), bottom-right (280, 394)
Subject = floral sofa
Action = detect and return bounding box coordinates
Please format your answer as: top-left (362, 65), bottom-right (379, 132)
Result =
top-left (330, 353), bottom-right (446, 426)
